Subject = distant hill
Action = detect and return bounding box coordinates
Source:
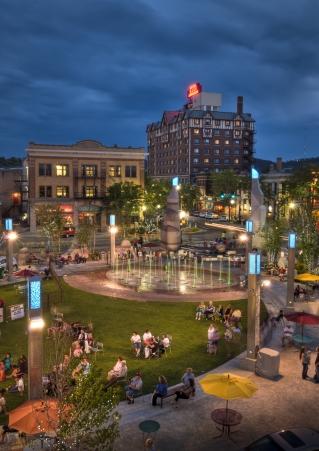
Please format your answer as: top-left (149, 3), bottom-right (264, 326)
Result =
top-left (254, 156), bottom-right (319, 173)
top-left (0, 157), bottom-right (22, 168)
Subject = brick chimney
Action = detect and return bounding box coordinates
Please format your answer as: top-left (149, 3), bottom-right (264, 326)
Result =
top-left (276, 157), bottom-right (283, 171)
top-left (237, 96), bottom-right (243, 115)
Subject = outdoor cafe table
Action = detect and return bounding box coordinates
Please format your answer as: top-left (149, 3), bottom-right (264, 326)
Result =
top-left (293, 334), bottom-right (313, 345)
top-left (211, 408), bottom-right (242, 438)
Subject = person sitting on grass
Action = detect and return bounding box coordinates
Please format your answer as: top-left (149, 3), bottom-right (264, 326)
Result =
top-left (72, 341), bottom-right (84, 358)
top-left (107, 356), bottom-right (128, 381)
top-left (204, 302), bottom-right (215, 320)
top-left (72, 357), bottom-right (91, 379)
top-left (0, 389), bottom-right (7, 415)
top-left (143, 329), bottom-right (152, 345)
top-left (195, 302), bottom-right (205, 320)
top-left (174, 378), bottom-right (195, 406)
top-left (161, 335), bottom-right (170, 352)
top-left (0, 361), bottom-right (6, 382)
top-left (126, 371), bottom-right (143, 404)
top-left (152, 375), bottom-right (168, 406)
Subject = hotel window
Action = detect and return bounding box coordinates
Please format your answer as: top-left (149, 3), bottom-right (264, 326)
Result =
top-left (214, 149), bottom-right (220, 155)
top-left (83, 186), bottom-right (97, 198)
top-left (234, 140), bottom-right (240, 144)
top-left (39, 164), bottom-right (52, 176)
top-left (224, 159), bottom-right (230, 164)
top-left (194, 138), bottom-right (200, 144)
top-left (234, 149), bottom-right (240, 155)
top-left (204, 158), bottom-right (209, 164)
top-left (125, 165), bottom-right (137, 177)
top-left (214, 139), bottom-right (220, 145)
top-left (234, 158), bottom-right (239, 164)
top-left (204, 148), bottom-right (209, 154)
top-left (194, 148), bottom-right (199, 154)
top-left (194, 128), bottom-right (200, 135)
top-left (109, 165), bottom-right (121, 177)
top-left (56, 186), bottom-right (69, 198)
top-left (204, 118), bottom-right (211, 125)
top-left (204, 138), bottom-right (210, 144)
top-left (194, 119), bottom-right (200, 125)
top-left (214, 120), bottom-right (220, 126)
top-left (225, 140), bottom-right (230, 145)
top-left (214, 130), bottom-right (220, 136)
top-left (224, 149), bottom-right (230, 155)
top-left (225, 120), bottom-right (231, 126)
top-left (214, 158), bottom-right (220, 164)
top-left (225, 130), bottom-right (230, 136)
top-left (235, 130), bottom-right (241, 137)
top-left (82, 165), bottom-right (97, 177)
top-left (235, 120), bottom-right (241, 127)
top-left (39, 186), bottom-right (52, 198)
top-left (193, 158), bottom-right (199, 164)
top-left (56, 164), bottom-right (69, 176)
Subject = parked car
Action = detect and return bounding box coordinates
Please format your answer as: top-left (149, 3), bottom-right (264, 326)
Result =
top-left (0, 256), bottom-right (18, 271)
top-left (205, 212), bottom-right (219, 220)
top-left (61, 226), bottom-right (76, 238)
top-left (191, 211), bottom-right (200, 217)
top-left (217, 215), bottom-right (228, 221)
top-left (199, 212), bottom-right (207, 218)
top-left (245, 428), bottom-right (319, 451)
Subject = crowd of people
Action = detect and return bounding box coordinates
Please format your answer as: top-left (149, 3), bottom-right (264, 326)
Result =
top-left (0, 354), bottom-right (27, 402)
top-left (130, 330), bottom-right (171, 359)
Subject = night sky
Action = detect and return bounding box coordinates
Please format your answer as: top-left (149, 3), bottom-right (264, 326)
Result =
top-left (1, 0), bottom-right (318, 161)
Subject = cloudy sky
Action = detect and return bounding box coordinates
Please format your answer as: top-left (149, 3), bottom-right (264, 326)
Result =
top-left (0, 0), bottom-right (318, 160)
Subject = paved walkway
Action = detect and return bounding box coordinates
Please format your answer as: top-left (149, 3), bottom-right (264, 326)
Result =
top-left (114, 277), bottom-right (319, 451)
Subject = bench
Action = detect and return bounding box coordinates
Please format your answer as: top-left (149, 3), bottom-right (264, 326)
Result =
top-left (160, 383), bottom-right (184, 408)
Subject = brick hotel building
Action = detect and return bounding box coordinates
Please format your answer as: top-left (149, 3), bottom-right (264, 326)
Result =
top-left (146, 85), bottom-right (255, 193)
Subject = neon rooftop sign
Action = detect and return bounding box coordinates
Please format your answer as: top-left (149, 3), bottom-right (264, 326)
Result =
top-left (187, 82), bottom-right (202, 98)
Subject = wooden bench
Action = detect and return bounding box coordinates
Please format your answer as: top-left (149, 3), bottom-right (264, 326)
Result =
top-left (160, 383), bottom-right (183, 408)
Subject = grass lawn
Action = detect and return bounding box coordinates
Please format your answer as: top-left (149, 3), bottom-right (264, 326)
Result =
top-left (0, 277), bottom-right (268, 423)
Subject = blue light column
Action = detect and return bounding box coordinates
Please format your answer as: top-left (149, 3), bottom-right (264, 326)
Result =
top-left (27, 276), bottom-right (44, 400)
top-left (109, 215), bottom-right (117, 267)
top-left (4, 218), bottom-right (14, 280)
top-left (246, 252), bottom-right (261, 366)
top-left (287, 232), bottom-right (296, 307)
top-left (244, 220), bottom-right (254, 275)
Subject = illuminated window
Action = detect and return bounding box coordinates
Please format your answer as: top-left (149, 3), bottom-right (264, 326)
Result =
top-left (82, 165), bottom-right (97, 177)
top-left (235, 130), bottom-right (241, 137)
top-left (39, 164), bottom-right (51, 176)
top-left (225, 140), bottom-right (230, 145)
top-left (194, 119), bottom-right (200, 125)
top-left (194, 129), bottom-right (200, 134)
top-left (234, 158), bottom-right (239, 164)
top-left (83, 186), bottom-right (97, 198)
top-left (194, 148), bottom-right (199, 154)
top-left (235, 120), bottom-right (241, 127)
top-left (214, 139), bottom-right (220, 145)
top-left (194, 138), bottom-right (200, 144)
top-left (56, 186), bottom-right (69, 198)
top-left (109, 166), bottom-right (121, 177)
top-left (225, 120), bottom-right (231, 126)
top-left (193, 158), bottom-right (199, 164)
top-left (204, 158), bottom-right (209, 163)
top-left (205, 118), bottom-right (211, 125)
top-left (56, 164), bottom-right (69, 176)
top-left (125, 166), bottom-right (137, 177)
top-left (234, 140), bottom-right (240, 144)
top-left (204, 138), bottom-right (210, 144)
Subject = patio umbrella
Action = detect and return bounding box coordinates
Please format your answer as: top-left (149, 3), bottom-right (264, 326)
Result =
top-left (9, 399), bottom-right (59, 435)
top-left (284, 311), bottom-right (319, 344)
top-left (14, 268), bottom-right (38, 278)
top-left (199, 372), bottom-right (257, 416)
top-left (142, 242), bottom-right (161, 248)
top-left (294, 273), bottom-right (319, 283)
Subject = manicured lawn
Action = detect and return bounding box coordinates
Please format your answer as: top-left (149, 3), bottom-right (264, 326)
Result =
top-left (0, 278), bottom-right (268, 422)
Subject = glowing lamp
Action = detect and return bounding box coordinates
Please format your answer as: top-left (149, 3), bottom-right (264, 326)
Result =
top-left (7, 231), bottom-right (18, 241)
top-left (29, 318), bottom-right (45, 331)
top-left (28, 276), bottom-right (42, 311)
top-left (251, 168), bottom-right (259, 180)
top-left (248, 253), bottom-right (261, 275)
top-left (172, 177), bottom-right (179, 187)
top-left (246, 220), bottom-right (253, 234)
top-left (109, 214), bottom-right (116, 226)
top-left (4, 218), bottom-right (13, 231)
top-left (288, 232), bottom-right (296, 249)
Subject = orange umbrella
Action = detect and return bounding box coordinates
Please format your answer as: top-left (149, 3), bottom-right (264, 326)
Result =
top-left (9, 399), bottom-right (59, 435)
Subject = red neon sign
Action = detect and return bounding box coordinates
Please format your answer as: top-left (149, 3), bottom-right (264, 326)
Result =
top-left (187, 82), bottom-right (202, 98)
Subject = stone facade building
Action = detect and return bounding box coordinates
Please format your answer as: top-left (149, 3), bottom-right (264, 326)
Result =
top-left (0, 167), bottom-right (25, 222)
top-left (147, 87), bottom-right (255, 193)
top-left (26, 140), bottom-right (145, 232)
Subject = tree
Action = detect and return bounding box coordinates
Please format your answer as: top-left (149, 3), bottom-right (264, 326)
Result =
top-left (58, 366), bottom-right (120, 450)
top-left (180, 183), bottom-right (201, 212)
top-left (105, 182), bottom-right (143, 234)
top-left (143, 177), bottom-right (170, 219)
top-left (36, 204), bottom-right (66, 252)
top-left (76, 221), bottom-right (97, 254)
top-left (261, 218), bottom-right (286, 268)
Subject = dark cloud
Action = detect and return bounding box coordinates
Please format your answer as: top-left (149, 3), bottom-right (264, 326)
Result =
top-left (0, 0), bottom-right (318, 160)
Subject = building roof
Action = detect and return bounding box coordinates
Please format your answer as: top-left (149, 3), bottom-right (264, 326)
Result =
top-left (27, 139), bottom-right (144, 151)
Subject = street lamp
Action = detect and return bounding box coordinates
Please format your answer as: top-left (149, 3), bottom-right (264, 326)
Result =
top-left (27, 275), bottom-right (44, 400)
top-left (109, 215), bottom-right (118, 267)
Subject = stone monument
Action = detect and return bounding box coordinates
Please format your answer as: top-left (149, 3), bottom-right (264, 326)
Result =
top-left (161, 178), bottom-right (181, 252)
top-left (251, 168), bottom-right (267, 247)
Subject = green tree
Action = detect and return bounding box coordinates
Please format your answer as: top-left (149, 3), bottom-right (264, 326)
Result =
top-left (58, 366), bottom-right (120, 450)
top-left (106, 182), bottom-right (143, 234)
top-left (143, 177), bottom-right (170, 219)
top-left (180, 183), bottom-right (201, 212)
top-left (76, 221), bottom-right (97, 253)
top-left (35, 204), bottom-right (66, 252)
top-left (261, 218), bottom-right (286, 268)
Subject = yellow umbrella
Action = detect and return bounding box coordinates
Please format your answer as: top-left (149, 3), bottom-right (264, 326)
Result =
top-left (294, 273), bottom-right (319, 283)
top-left (200, 372), bottom-right (257, 400)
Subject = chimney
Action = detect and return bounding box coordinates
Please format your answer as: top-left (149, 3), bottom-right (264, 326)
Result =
top-left (237, 96), bottom-right (243, 115)
top-left (276, 157), bottom-right (283, 171)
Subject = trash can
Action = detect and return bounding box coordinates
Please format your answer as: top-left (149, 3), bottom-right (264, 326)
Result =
top-left (255, 347), bottom-right (280, 379)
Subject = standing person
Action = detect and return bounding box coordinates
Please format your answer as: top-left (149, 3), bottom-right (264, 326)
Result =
top-left (3, 353), bottom-right (12, 374)
top-left (152, 376), bottom-right (168, 406)
top-left (302, 350), bottom-right (311, 380)
top-left (17, 375), bottom-right (24, 397)
top-left (131, 332), bottom-right (142, 357)
top-left (0, 389), bottom-right (7, 415)
top-left (0, 361), bottom-right (6, 382)
top-left (314, 350), bottom-right (319, 382)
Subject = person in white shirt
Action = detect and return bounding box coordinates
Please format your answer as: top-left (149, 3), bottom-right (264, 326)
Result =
top-left (0, 389), bottom-right (6, 414)
top-left (282, 323), bottom-right (294, 346)
top-left (162, 335), bottom-right (170, 349)
top-left (17, 376), bottom-right (24, 396)
top-left (107, 356), bottom-right (128, 380)
top-left (207, 324), bottom-right (216, 342)
top-left (131, 332), bottom-right (142, 357)
top-left (143, 330), bottom-right (152, 344)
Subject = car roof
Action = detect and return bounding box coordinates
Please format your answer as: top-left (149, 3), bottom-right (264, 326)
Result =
top-left (272, 428), bottom-right (319, 449)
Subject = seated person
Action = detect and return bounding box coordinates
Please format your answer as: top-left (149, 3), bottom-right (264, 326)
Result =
top-left (207, 324), bottom-right (216, 342)
top-left (204, 302), bottom-right (215, 320)
top-left (195, 303), bottom-right (203, 320)
top-left (72, 341), bottom-right (84, 358)
top-left (126, 371), bottom-right (143, 404)
top-left (151, 375), bottom-right (168, 406)
top-left (131, 332), bottom-right (142, 357)
top-left (10, 365), bottom-right (22, 381)
top-left (0, 362), bottom-right (6, 382)
top-left (181, 368), bottom-right (195, 392)
top-left (224, 328), bottom-right (233, 341)
top-left (0, 389), bottom-right (7, 415)
top-left (175, 378), bottom-right (195, 404)
top-left (107, 356), bottom-right (128, 381)
top-left (3, 353), bottom-right (12, 374)
top-left (72, 357), bottom-right (91, 379)
top-left (147, 337), bottom-right (159, 356)
top-left (161, 335), bottom-right (170, 352)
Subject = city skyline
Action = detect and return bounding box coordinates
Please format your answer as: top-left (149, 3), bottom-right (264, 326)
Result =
top-left (1, 0), bottom-right (319, 160)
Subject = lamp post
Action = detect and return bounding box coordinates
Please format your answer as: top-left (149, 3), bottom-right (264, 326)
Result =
top-left (4, 218), bottom-right (16, 282)
top-left (109, 215), bottom-right (118, 267)
top-left (243, 252), bottom-right (261, 370)
top-left (27, 276), bottom-right (44, 400)
top-left (286, 232), bottom-right (296, 308)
